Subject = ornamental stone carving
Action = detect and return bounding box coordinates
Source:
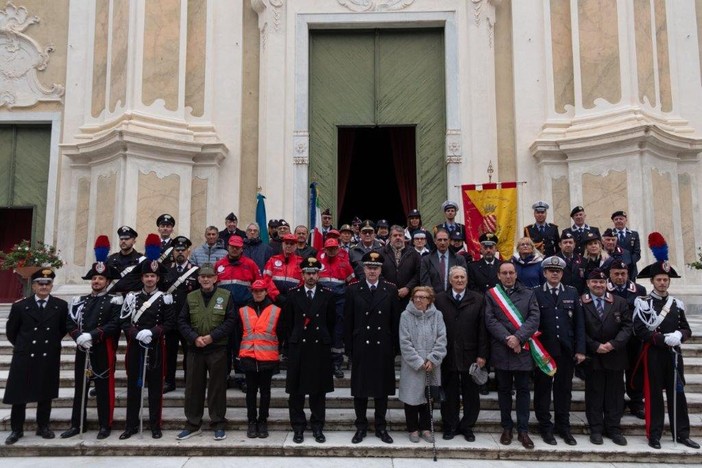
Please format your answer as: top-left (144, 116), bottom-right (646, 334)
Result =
top-left (0, 2), bottom-right (64, 108)
top-left (337, 0), bottom-right (415, 12)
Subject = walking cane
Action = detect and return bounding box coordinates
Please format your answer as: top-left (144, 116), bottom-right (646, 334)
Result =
top-left (138, 345), bottom-right (149, 439)
top-left (425, 370), bottom-right (438, 462)
top-left (673, 348), bottom-right (679, 448)
top-left (79, 348), bottom-right (92, 440)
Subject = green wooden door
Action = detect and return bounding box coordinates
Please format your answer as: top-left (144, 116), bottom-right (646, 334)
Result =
top-left (309, 29), bottom-right (446, 227)
top-left (0, 124), bottom-right (51, 242)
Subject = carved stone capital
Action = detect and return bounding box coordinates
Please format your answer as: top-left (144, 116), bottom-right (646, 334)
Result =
top-left (251, 0), bottom-right (284, 33)
top-left (0, 2), bottom-right (64, 108)
top-left (293, 130), bottom-right (309, 165)
top-left (446, 129), bottom-right (462, 164)
top-left (337, 0), bottom-right (415, 13)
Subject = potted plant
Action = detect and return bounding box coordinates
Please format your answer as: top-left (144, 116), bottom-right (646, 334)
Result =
top-left (0, 239), bottom-right (65, 279)
top-left (689, 248), bottom-right (702, 270)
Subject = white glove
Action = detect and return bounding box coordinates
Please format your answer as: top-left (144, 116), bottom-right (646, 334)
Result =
top-left (135, 329), bottom-right (153, 344)
top-left (76, 333), bottom-right (92, 349)
top-left (664, 330), bottom-right (682, 347)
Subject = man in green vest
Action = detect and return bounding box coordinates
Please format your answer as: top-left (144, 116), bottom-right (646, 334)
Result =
top-left (176, 263), bottom-right (236, 441)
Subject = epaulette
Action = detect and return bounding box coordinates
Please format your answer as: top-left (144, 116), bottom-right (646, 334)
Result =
top-left (110, 295), bottom-right (124, 305)
top-left (163, 293), bottom-right (173, 305)
top-left (14, 297), bottom-right (25, 304)
top-left (319, 286), bottom-right (332, 292)
top-left (384, 280), bottom-right (397, 287)
top-left (581, 293), bottom-right (593, 304)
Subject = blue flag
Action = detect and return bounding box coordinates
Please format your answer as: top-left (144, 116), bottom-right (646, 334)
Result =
top-left (256, 193), bottom-right (269, 244)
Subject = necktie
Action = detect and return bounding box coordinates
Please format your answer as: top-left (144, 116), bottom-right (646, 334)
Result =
top-left (596, 298), bottom-right (604, 318)
top-left (551, 287), bottom-right (558, 300)
top-left (618, 231), bottom-right (625, 244)
top-left (307, 290), bottom-right (313, 300)
top-left (370, 285), bottom-right (377, 295)
top-left (455, 293), bottom-right (461, 303)
top-left (177, 265), bottom-right (183, 274)
top-left (539, 225), bottom-right (545, 234)
top-left (439, 254), bottom-right (447, 289)
top-left (38, 299), bottom-right (46, 309)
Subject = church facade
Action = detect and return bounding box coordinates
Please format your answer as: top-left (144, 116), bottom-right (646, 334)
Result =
top-left (1, 0), bottom-right (702, 295)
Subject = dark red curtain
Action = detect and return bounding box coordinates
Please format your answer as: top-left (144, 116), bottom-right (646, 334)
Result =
top-left (337, 128), bottom-right (356, 214)
top-left (389, 127), bottom-right (417, 215)
top-left (0, 208), bottom-right (33, 302)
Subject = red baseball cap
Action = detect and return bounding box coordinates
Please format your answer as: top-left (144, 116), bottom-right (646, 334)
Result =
top-left (282, 233), bottom-right (297, 243)
top-left (324, 238), bottom-right (339, 248)
top-left (251, 279), bottom-right (267, 290)
top-left (228, 236), bottom-right (244, 247)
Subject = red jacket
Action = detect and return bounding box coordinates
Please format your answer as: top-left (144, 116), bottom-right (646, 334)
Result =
top-left (215, 255), bottom-right (278, 304)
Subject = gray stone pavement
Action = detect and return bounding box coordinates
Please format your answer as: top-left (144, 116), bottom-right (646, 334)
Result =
top-left (0, 459), bottom-right (698, 468)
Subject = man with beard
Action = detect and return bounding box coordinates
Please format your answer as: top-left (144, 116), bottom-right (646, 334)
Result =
top-left (344, 251), bottom-right (400, 444)
top-left (61, 236), bottom-right (122, 440)
top-left (468, 233), bottom-right (500, 293)
top-left (163, 236), bottom-right (200, 393)
top-left (282, 257), bottom-right (336, 443)
top-left (607, 260), bottom-right (646, 419)
top-left (3, 269), bottom-right (68, 445)
top-left (434, 265), bottom-right (487, 442)
top-left (107, 226), bottom-right (142, 274)
top-left (381, 225), bottom-right (421, 310)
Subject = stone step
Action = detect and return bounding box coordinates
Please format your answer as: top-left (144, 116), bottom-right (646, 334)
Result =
top-left (2, 406), bottom-right (701, 437)
top-left (4, 386), bottom-right (702, 416)
top-left (1, 430), bottom-right (701, 463)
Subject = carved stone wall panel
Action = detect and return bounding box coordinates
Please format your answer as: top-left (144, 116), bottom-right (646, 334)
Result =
top-left (582, 170), bottom-right (627, 230)
top-left (109, 0), bottom-right (129, 112)
top-left (337, 0), bottom-right (415, 13)
top-left (190, 177), bottom-right (208, 241)
top-left (651, 168), bottom-right (676, 261)
top-left (142, 0), bottom-right (180, 111)
top-left (95, 172), bottom-right (117, 239)
top-left (679, 173), bottom-right (696, 264)
top-left (185, 0), bottom-right (206, 118)
top-left (0, 1), bottom-right (65, 108)
top-left (91, 0), bottom-right (108, 117)
top-left (654, 0), bottom-right (672, 113)
top-left (136, 171), bottom-right (180, 238)
top-left (550, 0), bottom-right (574, 114)
top-left (73, 177), bottom-right (90, 266)
top-left (551, 176), bottom-right (571, 230)
top-left (634, 0), bottom-right (655, 107)
top-left (578, 0), bottom-right (621, 109)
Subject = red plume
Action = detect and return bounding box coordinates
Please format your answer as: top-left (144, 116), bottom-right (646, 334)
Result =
top-left (94, 235), bottom-right (110, 263)
top-left (647, 232), bottom-right (668, 263)
top-left (94, 235), bottom-right (110, 249)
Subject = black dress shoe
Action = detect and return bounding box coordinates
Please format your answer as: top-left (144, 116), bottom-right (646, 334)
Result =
top-left (630, 408), bottom-right (645, 420)
top-left (258, 421), bottom-right (268, 439)
top-left (97, 427), bottom-right (111, 440)
top-left (312, 429), bottom-right (326, 443)
top-left (558, 431), bottom-right (577, 446)
top-left (151, 428), bottom-right (162, 439)
top-left (518, 431), bottom-right (534, 449)
top-left (36, 427), bottom-right (55, 439)
top-left (163, 382), bottom-right (176, 394)
top-left (499, 429), bottom-right (512, 445)
top-left (649, 438), bottom-right (661, 449)
top-left (5, 431), bottom-right (23, 445)
top-left (590, 433), bottom-right (603, 445)
top-left (479, 384), bottom-right (489, 395)
top-left (541, 431), bottom-right (557, 445)
top-left (60, 427), bottom-right (83, 439)
top-left (442, 430), bottom-right (455, 440)
top-left (293, 431), bottom-right (304, 444)
top-left (463, 429), bottom-right (475, 442)
top-left (119, 427), bottom-right (138, 440)
top-left (677, 437), bottom-right (701, 449)
top-left (375, 430), bottom-right (393, 444)
top-left (352, 429), bottom-right (366, 444)
top-left (610, 433), bottom-right (627, 446)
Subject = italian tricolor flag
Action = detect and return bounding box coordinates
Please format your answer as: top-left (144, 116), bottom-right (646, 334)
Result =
top-left (488, 285), bottom-right (557, 377)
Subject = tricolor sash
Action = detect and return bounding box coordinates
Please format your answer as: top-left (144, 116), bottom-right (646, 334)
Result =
top-left (488, 285), bottom-right (557, 376)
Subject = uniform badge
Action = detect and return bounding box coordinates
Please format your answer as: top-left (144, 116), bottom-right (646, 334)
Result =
top-left (150, 260), bottom-right (159, 272)
top-left (275, 260), bottom-right (282, 267)
top-left (95, 262), bottom-right (106, 274)
top-left (216, 297), bottom-right (224, 305)
top-left (662, 261), bottom-right (671, 273)
top-left (217, 265), bottom-right (225, 273)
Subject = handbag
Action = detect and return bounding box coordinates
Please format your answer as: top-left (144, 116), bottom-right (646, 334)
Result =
top-left (425, 384), bottom-right (446, 403)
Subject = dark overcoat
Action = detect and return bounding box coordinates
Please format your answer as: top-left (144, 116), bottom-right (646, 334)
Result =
top-left (3, 295), bottom-right (68, 404)
top-left (484, 282), bottom-right (540, 371)
top-left (343, 278), bottom-right (400, 397)
top-left (582, 292), bottom-right (631, 370)
top-left (282, 285), bottom-right (336, 395)
top-left (433, 289), bottom-right (488, 372)
top-left (467, 259), bottom-right (499, 293)
top-left (533, 283), bottom-right (586, 358)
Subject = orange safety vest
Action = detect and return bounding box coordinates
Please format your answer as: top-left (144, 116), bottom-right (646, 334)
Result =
top-left (238, 304), bottom-right (281, 362)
